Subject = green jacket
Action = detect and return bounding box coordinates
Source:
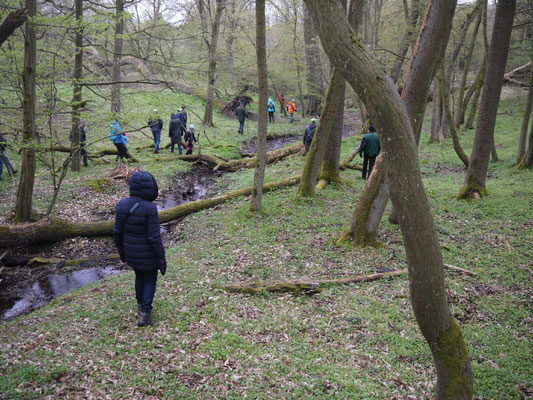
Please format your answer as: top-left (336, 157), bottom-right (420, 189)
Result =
top-left (358, 132), bottom-right (381, 157)
top-left (235, 106), bottom-right (249, 123)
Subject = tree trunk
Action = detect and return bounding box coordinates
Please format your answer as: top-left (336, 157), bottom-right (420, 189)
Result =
top-left (455, 10), bottom-right (482, 127)
top-left (524, 114), bottom-right (533, 167)
top-left (250, 0), bottom-right (268, 211)
top-left (438, 65), bottom-right (470, 166)
top-left (297, 68), bottom-right (344, 196)
top-left (0, 9), bottom-right (26, 48)
top-left (516, 42), bottom-right (533, 166)
top-left (303, 5), bottom-right (325, 116)
top-left (390, 0), bottom-right (421, 84)
top-left (317, 0), bottom-right (361, 188)
top-left (110, 0), bottom-right (124, 115)
top-left (459, 0), bottom-right (516, 199)
top-left (464, 61), bottom-right (486, 129)
top-left (202, 1), bottom-right (226, 127)
top-left (303, 1), bottom-right (472, 397)
top-left (431, 78), bottom-right (445, 143)
top-left (344, 0), bottom-right (458, 245)
top-left (14, 0), bottom-right (37, 223)
top-left (71, 0), bottom-right (83, 172)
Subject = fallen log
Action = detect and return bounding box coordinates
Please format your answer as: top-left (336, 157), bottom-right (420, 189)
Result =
top-left (1, 253), bottom-right (120, 268)
top-left (0, 176), bottom-right (301, 248)
top-left (49, 145), bottom-right (139, 163)
top-left (217, 268), bottom-right (408, 295)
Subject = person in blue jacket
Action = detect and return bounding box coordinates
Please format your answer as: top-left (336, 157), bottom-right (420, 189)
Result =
top-left (147, 109), bottom-right (163, 154)
top-left (109, 119), bottom-right (128, 161)
top-left (113, 171), bottom-right (167, 327)
top-left (267, 98), bottom-right (276, 123)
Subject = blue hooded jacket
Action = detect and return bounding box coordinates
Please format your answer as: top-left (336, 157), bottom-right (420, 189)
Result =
top-left (113, 171), bottom-right (166, 272)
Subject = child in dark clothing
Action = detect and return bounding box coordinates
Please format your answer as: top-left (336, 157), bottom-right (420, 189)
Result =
top-left (184, 124), bottom-right (197, 155)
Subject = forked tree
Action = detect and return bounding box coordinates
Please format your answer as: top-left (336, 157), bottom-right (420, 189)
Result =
top-left (303, 0), bottom-right (472, 397)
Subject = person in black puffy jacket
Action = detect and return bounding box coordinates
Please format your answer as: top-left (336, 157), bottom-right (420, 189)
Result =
top-left (113, 171), bottom-right (167, 327)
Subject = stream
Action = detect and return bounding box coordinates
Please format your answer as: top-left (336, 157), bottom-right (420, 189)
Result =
top-left (0, 135), bottom-right (296, 322)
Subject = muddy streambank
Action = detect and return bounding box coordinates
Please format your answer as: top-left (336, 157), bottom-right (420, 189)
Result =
top-left (0, 165), bottom-right (222, 322)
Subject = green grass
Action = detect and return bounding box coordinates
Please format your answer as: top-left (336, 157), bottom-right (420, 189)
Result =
top-left (0, 86), bottom-right (532, 398)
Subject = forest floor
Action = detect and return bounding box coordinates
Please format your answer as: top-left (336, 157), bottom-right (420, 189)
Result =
top-left (0, 88), bottom-right (531, 399)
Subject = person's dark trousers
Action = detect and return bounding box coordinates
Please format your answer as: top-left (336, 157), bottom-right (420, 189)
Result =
top-left (152, 132), bottom-right (161, 153)
top-left (239, 121), bottom-right (245, 134)
top-left (134, 270), bottom-right (158, 313)
top-left (362, 154), bottom-right (377, 179)
top-left (114, 143), bottom-right (128, 160)
top-left (170, 140), bottom-right (182, 154)
top-left (81, 145), bottom-right (88, 166)
top-left (269, 111), bottom-right (275, 122)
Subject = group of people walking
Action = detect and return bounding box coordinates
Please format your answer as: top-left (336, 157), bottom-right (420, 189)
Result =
top-left (149, 108), bottom-right (197, 156)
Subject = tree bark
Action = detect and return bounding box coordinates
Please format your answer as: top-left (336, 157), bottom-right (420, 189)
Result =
top-left (459, 0), bottom-right (516, 199)
top-left (250, 0), bottom-right (268, 211)
top-left (516, 42), bottom-right (533, 166)
top-left (303, 5), bottom-right (325, 116)
top-left (0, 9), bottom-right (26, 48)
top-left (71, 0), bottom-right (83, 172)
top-left (303, 1), bottom-right (472, 397)
top-left (110, 0), bottom-right (124, 115)
top-left (202, 0), bottom-right (227, 126)
top-left (14, 0), bottom-right (37, 223)
top-left (390, 0), bottom-right (421, 84)
top-left (297, 68), bottom-right (344, 196)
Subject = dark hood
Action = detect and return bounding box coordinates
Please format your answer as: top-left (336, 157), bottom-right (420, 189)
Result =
top-left (129, 171), bottom-right (159, 201)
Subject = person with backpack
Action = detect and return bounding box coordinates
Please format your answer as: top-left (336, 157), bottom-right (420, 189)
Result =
top-left (147, 109), bottom-right (163, 154)
top-left (114, 170), bottom-right (167, 327)
top-left (177, 107), bottom-right (188, 137)
top-left (287, 98), bottom-right (297, 123)
top-left (168, 114), bottom-right (183, 154)
top-left (184, 124), bottom-right (197, 155)
top-left (357, 124), bottom-right (381, 179)
top-left (109, 118), bottom-right (128, 161)
top-left (235, 102), bottom-right (249, 135)
top-left (69, 120), bottom-right (88, 167)
top-left (303, 118), bottom-right (317, 152)
top-left (267, 98), bottom-right (276, 123)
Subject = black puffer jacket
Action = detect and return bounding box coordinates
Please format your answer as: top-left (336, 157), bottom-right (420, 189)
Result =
top-left (113, 171), bottom-right (166, 273)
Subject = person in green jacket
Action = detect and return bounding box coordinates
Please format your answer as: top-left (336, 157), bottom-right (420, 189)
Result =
top-left (235, 102), bottom-right (248, 135)
top-left (357, 124), bottom-right (381, 179)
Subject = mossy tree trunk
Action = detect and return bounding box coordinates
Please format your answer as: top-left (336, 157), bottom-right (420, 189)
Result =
top-left (303, 5), bottom-right (325, 116)
top-left (297, 68), bottom-right (344, 196)
top-left (303, 1), bottom-right (472, 397)
top-left (14, 0), bottom-right (37, 223)
top-left (459, 0), bottom-right (516, 199)
top-left (342, 0), bottom-right (458, 245)
top-left (250, 0), bottom-right (267, 211)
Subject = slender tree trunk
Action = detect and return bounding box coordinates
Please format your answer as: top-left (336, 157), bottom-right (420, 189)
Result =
top-left (390, 0), bottom-right (421, 84)
top-left (297, 68), bottom-right (344, 196)
top-left (203, 0), bottom-right (226, 127)
top-left (438, 65), bottom-right (470, 166)
top-left (431, 78), bottom-right (445, 143)
top-left (464, 61), bottom-right (486, 129)
top-left (14, 0), bottom-right (37, 223)
top-left (250, 0), bottom-right (267, 211)
top-left (344, 0), bottom-right (458, 244)
top-left (524, 115), bottom-right (533, 166)
top-left (110, 0), bottom-right (124, 115)
top-left (303, 2), bottom-right (472, 397)
top-left (517, 43), bottom-right (533, 166)
top-left (71, 0), bottom-right (83, 172)
top-left (459, 0), bottom-right (516, 199)
top-left (303, 5), bottom-right (325, 116)
top-left (455, 11), bottom-right (482, 127)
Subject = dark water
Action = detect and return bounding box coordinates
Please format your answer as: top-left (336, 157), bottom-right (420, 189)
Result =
top-left (240, 135), bottom-right (301, 155)
top-left (1, 267), bottom-right (123, 321)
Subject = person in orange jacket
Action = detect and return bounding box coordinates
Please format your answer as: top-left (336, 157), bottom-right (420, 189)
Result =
top-left (287, 98), bottom-right (297, 123)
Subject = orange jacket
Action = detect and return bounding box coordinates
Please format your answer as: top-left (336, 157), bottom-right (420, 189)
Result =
top-left (287, 101), bottom-right (296, 114)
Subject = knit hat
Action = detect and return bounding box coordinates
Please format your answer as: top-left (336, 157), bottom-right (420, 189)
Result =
top-left (189, 124), bottom-right (194, 130)
top-left (311, 118), bottom-right (316, 124)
